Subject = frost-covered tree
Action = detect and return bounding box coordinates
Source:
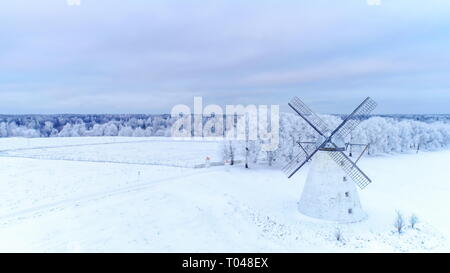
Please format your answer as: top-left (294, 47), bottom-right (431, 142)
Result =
top-left (0, 122), bottom-right (8, 137)
top-left (133, 127), bottom-right (145, 137)
top-left (144, 127), bottom-right (153, 136)
top-left (394, 211), bottom-right (405, 234)
top-left (87, 123), bottom-right (105, 136)
top-left (0, 114), bottom-right (449, 156)
top-left (71, 123), bottom-right (86, 137)
top-left (409, 214), bottom-right (419, 229)
top-left (103, 122), bottom-right (119, 136)
top-left (334, 227), bottom-right (343, 242)
top-left (22, 128), bottom-right (40, 138)
top-left (41, 121), bottom-right (54, 137)
top-left (58, 123), bottom-right (85, 137)
top-left (58, 124), bottom-right (74, 137)
top-left (118, 126), bottom-right (133, 137)
top-left (223, 140), bottom-right (242, 165)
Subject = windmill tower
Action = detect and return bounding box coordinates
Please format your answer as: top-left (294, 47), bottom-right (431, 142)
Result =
top-left (282, 97), bottom-right (377, 223)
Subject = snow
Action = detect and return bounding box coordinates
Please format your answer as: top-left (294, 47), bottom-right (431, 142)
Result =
top-left (0, 137), bottom-right (154, 151)
top-left (0, 137), bottom-right (223, 168)
top-left (0, 137), bottom-right (449, 252)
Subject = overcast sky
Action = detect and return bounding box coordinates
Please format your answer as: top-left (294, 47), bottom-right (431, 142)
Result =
top-left (1, 0), bottom-right (450, 114)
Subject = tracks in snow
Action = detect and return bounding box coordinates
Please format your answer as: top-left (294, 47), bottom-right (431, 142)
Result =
top-left (0, 138), bottom-right (220, 153)
top-left (0, 138), bottom-right (223, 168)
top-left (0, 154), bottom-right (196, 169)
top-left (0, 167), bottom-right (219, 223)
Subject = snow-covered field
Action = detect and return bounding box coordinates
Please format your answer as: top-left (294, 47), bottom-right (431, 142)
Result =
top-left (0, 137), bottom-right (449, 252)
top-left (0, 137), bottom-right (224, 168)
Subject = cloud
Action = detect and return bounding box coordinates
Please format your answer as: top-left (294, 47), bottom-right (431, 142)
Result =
top-left (0, 0), bottom-right (449, 114)
top-left (240, 58), bottom-right (413, 86)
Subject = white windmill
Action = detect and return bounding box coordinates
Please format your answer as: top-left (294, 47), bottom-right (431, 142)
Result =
top-left (282, 97), bottom-right (377, 223)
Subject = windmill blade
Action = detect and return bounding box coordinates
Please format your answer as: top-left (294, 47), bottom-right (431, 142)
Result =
top-left (282, 139), bottom-right (323, 178)
top-left (288, 97), bottom-right (330, 136)
top-left (327, 150), bottom-right (372, 189)
top-left (330, 97), bottom-right (377, 141)
top-left (297, 141), bottom-right (319, 158)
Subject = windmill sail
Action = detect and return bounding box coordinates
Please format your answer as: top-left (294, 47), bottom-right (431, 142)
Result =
top-left (284, 96), bottom-right (376, 190)
top-left (331, 97), bottom-right (377, 141)
top-left (282, 141), bottom-right (322, 178)
top-left (327, 151), bottom-right (372, 189)
top-left (288, 97), bottom-right (330, 136)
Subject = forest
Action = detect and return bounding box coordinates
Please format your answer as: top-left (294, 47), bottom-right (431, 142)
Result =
top-left (0, 114), bottom-right (449, 164)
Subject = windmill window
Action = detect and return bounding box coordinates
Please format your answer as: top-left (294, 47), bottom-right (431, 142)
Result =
top-left (343, 176), bottom-right (347, 182)
top-left (348, 208), bottom-right (352, 214)
top-left (345, 192), bottom-right (350, 197)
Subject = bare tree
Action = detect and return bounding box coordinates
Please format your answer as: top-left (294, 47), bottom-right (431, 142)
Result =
top-left (245, 146), bottom-right (249, 169)
top-left (245, 114), bottom-right (249, 169)
top-left (229, 141), bottom-right (234, 165)
top-left (394, 211), bottom-right (405, 234)
top-left (334, 227), bottom-right (343, 242)
top-left (267, 151), bottom-right (273, 166)
top-left (409, 213), bottom-right (419, 229)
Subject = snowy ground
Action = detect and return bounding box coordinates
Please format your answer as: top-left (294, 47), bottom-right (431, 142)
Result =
top-left (0, 137), bottom-right (449, 252)
top-left (0, 137), bottom-right (224, 167)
